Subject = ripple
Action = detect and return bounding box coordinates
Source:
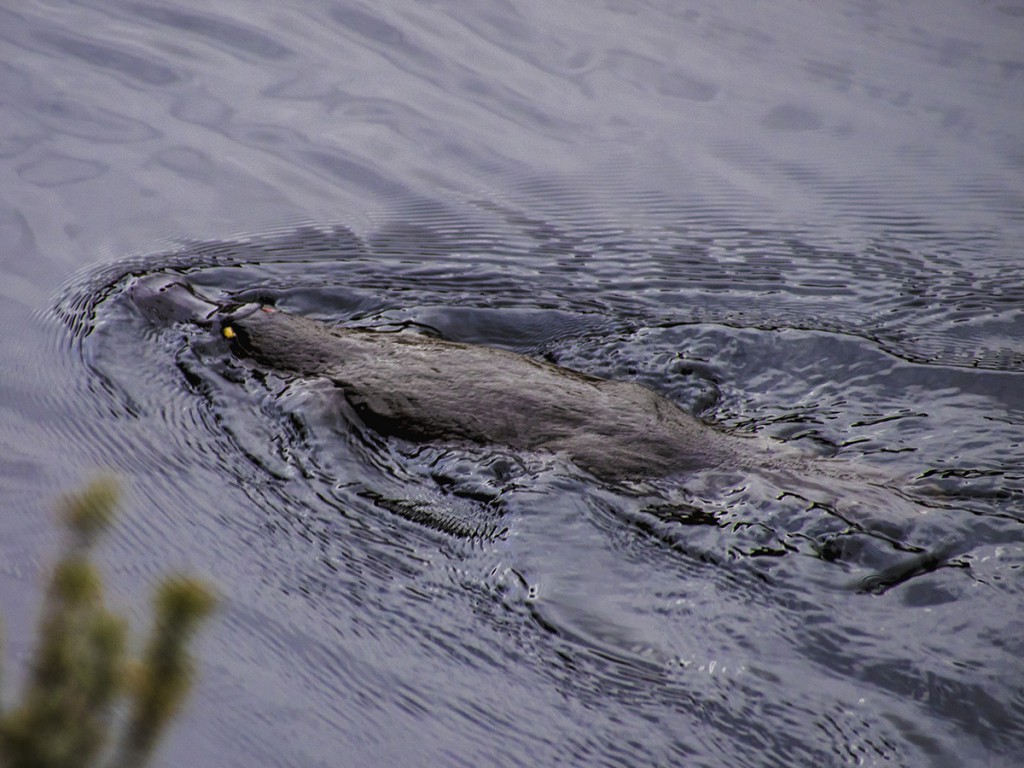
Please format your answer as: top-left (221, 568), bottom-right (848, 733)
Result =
top-left (30, 96), bottom-right (161, 143)
top-left (760, 103), bottom-right (824, 131)
top-left (33, 30), bottom-right (181, 87)
top-left (17, 151), bottom-right (108, 186)
top-left (328, 5), bottom-right (407, 46)
top-left (130, 4), bottom-right (293, 61)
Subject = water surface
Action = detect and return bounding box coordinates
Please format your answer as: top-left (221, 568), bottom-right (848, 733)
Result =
top-left (1, 2), bottom-right (1022, 766)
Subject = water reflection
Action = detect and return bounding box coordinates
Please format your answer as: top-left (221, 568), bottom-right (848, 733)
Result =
top-left (2, 0), bottom-right (1022, 766)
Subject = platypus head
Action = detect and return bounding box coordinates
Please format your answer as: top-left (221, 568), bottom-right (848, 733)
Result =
top-left (128, 273), bottom-right (355, 377)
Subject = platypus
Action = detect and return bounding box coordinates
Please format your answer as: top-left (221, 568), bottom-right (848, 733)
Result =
top-left (128, 274), bottom-right (790, 482)
top-left (130, 273), bottom-right (966, 589)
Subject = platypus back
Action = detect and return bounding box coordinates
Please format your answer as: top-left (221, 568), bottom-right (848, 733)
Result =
top-left (220, 304), bottom-right (749, 481)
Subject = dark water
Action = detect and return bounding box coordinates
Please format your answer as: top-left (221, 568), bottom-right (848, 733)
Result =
top-left (2, 2), bottom-right (1023, 766)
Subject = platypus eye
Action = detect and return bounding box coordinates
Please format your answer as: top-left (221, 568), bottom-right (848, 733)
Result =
top-left (214, 303), bottom-right (263, 346)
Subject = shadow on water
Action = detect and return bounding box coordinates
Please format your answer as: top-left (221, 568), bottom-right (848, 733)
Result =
top-left (53, 213), bottom-right (1024, 766)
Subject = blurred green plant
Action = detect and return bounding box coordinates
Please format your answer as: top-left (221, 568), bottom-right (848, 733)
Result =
top-left (0, 477), bottom-right (215, 768)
